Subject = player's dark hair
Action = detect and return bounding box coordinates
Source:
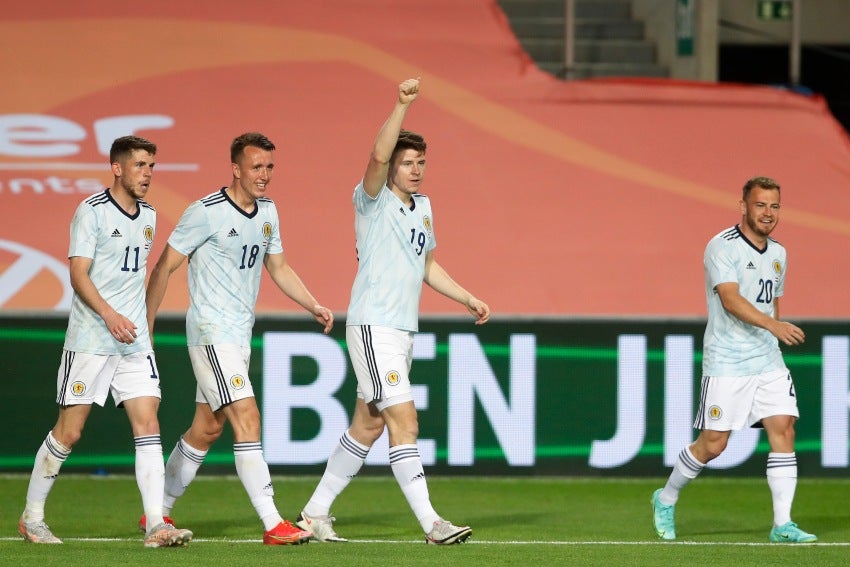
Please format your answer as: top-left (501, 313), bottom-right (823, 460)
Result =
top-left (742, 176), bottom-right (780, 199)
top-left (109, 136), bottom-right (157, 164)
top-left (391, 130), bottom-right (426, 164)
top-left (231, 132), bottom-right (276, 163)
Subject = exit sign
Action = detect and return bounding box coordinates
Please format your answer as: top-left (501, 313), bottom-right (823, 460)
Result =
top-left (757, 0), bottom-right (792, 20)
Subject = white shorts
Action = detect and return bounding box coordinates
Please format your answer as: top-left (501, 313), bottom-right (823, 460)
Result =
top-left (56, 349), bottom-right (161, 407)
top-left (346, 325), bottom-right (414, 411)
top-left (188, 344), bottom-right (254, 412)
top-left (694, 368), bottom-right (800, 431)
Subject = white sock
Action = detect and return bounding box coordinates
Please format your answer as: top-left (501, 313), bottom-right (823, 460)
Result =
top-left (22, 432), bottom-right (70, 523)
top-left (304, 430), bottom-right (369, 517)
top-left (135, 435), bottom-right (165, 531)
top-left (660, 446), bottom-right (704, 505)
top-left (234, 442), bottom-right (281, 530)
top-left (766, 452), bottom-right (797, 527)
top-left (389, 444), bottom-right (439, 533)
top-left (163, 436), bottom-right (207, 515)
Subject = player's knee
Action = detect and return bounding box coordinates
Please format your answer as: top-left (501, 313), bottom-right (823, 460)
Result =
top-left (692, 434), bottom-right (728, 462)
top-left (55, 429), bottom-right (83, 449)
top-left (704, 439), bottom-right (728, 460)
top-left (387, 420), bottom-right (419, 445)
top-left (349, 420), bottom-right (384, 445)
top-left (228, 411), bottom-right (261, 442)
top-left (198, 424), bottom-right (224, 445)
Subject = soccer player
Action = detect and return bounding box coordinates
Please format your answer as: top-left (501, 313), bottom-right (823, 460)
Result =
top-left (144, 132), bottom-right (333, 545)
top-left (294, 78), bottom-right (490, 545)
top-left (18, 136), bottom-right (193, 548)
top-left (652, 176), bottom-right (816, 543)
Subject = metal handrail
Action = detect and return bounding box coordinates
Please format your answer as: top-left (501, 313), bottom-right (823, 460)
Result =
top-left (563, 0), bottom-right (575, 79)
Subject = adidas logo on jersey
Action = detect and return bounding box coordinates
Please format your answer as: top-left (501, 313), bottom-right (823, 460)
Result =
top-left (111, 229), bottom-right (122, 238)
top-left (746, 261), bottom-right (756, 270)
top-left (227, 228), bottom-right (239, 237)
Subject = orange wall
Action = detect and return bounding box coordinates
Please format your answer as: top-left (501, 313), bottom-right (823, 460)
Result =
top-left (2, 2), bottom-right (849, 317)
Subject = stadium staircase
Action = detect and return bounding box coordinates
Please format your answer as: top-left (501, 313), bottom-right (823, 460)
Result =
top-left (497, 0), bottom-right (668, 79)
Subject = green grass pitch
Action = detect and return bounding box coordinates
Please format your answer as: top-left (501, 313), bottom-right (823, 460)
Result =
top-left (1, 474), bottom-right (847, 566)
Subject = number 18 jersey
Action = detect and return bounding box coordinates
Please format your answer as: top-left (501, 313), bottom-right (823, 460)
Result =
top-left (167, 188), bottom-right (283, 347)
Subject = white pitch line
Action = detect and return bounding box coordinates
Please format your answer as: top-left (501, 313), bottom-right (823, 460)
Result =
top-left (2, 537), bottom-right (848, 546)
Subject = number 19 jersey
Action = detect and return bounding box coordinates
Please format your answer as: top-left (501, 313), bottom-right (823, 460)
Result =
top-left (346, 182), bottom-right (436, 332)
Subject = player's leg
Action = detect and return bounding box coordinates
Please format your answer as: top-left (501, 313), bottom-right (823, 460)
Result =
top-left (757, 371), bottom-right (814, 542)
top-left (19, 404), bottom-right (90, 544)
top-left (137, 402), bottom-right (221, 532)
top-left (221, 397), bottom-right (278, 527)
top-left (221, 396), bottom-right (309, 544)
top-left (162, 403), bottom-right (224, 517)
top-left (382, 401), bottom-right (438, 533)
top-left (297, 398), bottom-right (383, 542)
top-left (116, 352), bottom-right (192, 547)
top-left (20, 350), bottom-right (112, 544)
top-left (382, 399), bottom-right (472, 544)
top-left (125, 395), bottom-right (191, 547)
top-left (309, 399), bottom-right (384, 512)
top-left (763, 414), bottom-right (799, 525)
top-left (653, 428), bottom-right (731, 537)
top-left (763, 414), bottom-right (814, 542)
top-left (385, 413), bottom-right (471, 544)
top-left (123, 395), bottom-right (166, 527)
top-left (653, 374), bottom-right (753, 540)
top-left (192, 344), bottom-right (308, 544)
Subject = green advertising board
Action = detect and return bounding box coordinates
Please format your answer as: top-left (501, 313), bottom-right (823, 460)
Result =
top-left (2, 314), bottom-right (848, 476)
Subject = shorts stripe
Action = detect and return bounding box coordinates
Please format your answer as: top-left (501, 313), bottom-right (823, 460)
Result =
top-left (57, 350), bottom-right (74, 406)
top-left (205, 345), bottom-right (232, 406)
top-left (694, 375), bottom-right (710, 429)
top-left (360, 326), bottom-right (382, 401)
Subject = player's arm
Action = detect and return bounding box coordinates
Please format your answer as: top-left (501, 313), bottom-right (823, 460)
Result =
top-left (715, 282), bottom-right (804, 345)
top-left (423, 251), bottom-right (490, 325)
top-left (263, 252), bottom-right (333, 334)
top-left (362, 77), bottom-right (420, 198)
top-left (69, 255), bottom-right (137, 344)
top-left (146, 244), bottom-right (187, 335)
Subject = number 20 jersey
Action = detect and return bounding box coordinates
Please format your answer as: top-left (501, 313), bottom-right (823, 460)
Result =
top-left (702, 225), bottom-right (787, 377)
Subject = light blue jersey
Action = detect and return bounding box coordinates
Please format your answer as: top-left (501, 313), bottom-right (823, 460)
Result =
top-left (168, 188), bottom-right (283, 347)
top-left (703, 225), bottom-right (787, 376)
top-left (346, 182), bottom-right (436, 332)
top-left (64, 189), bottom-right (155, 355)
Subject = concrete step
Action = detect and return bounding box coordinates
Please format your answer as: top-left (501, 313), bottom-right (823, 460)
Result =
top-left (536, 60), bottom-right (669, 79)
top-left (498, 0), bottom-right (632, 20)
top-left (520, 38), bottom-right (658, 64)
top-left (498, 0), bottom-right (668, 80)
top-left (509, 18), bottom-right (646, 40)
